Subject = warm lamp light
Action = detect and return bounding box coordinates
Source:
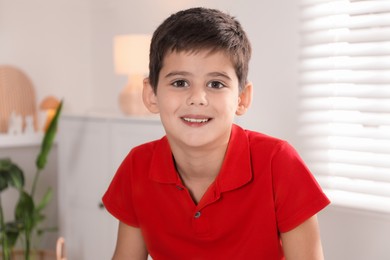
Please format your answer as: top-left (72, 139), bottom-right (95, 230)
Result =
top-left (114, 34), bottom-right (151, 115)
top-left (39, 96), bottom-right (60, 132)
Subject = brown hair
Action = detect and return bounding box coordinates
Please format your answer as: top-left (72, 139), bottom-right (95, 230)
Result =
top-left (148, 7), bottom-right (252, 93)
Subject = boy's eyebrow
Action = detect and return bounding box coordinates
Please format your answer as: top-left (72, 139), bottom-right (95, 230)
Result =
top-left (164, 71), bottom-right (232, 81)
top-left (207, 72), bottom-right (232, 81)
top-left (164, 71), bottom-right (192, 78)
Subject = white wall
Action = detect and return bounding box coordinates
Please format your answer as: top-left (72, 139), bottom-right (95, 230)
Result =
top-left (0, 0), bottom-right (299, 142)
top-left (1, 0), bottom-right (389, 259)
top-left (319, 206), bottom-right (390, 260)
top-left (0, 0), bottom-right (93, 113)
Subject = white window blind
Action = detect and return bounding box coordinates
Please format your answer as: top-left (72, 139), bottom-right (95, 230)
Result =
top-left (299, 0), bottom-right (390, 213)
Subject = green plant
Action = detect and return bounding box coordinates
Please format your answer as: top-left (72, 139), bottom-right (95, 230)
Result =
top-left (0, 100), bottom-right (63, 260)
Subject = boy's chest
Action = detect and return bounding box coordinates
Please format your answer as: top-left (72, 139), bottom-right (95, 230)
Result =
top-left (133, 175), bottom-right (277, 238)
top-left (133, 177), bottom-right (283, 258)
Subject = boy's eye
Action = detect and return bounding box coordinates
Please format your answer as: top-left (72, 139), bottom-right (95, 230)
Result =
top-left (172, 80), bottom-right (189, 88)
top-left (207, 81), bottom-right (225, 89)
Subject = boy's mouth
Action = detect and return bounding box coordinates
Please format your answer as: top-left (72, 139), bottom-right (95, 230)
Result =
top-left (181, 117), bottom-right (212, 124)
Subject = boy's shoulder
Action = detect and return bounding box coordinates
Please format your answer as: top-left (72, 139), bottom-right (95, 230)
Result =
top-left (236, 125), bottom-right (287, 146)
top-left (234, 125), bottom-right (293, 156)
top-left (244, 128), bottom-right (281, 142)
top-left (130, 136), bottom-right (165, 155)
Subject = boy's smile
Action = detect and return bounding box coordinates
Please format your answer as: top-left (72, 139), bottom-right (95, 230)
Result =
top-left (181, 116), bottom-right (210, 125)
top-left (143, 50), bottom-right (251, 151)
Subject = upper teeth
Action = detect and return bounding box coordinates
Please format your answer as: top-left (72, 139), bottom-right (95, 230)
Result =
top-left (183, 118), bottom-right (209, 123)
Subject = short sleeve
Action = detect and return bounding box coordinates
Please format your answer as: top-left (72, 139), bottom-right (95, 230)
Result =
top-left (272, 141), bottom-right (330, 233)
top-left (102, 150), bottom-right (140, 227)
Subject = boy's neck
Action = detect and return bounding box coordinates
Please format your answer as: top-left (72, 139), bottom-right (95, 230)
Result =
top-left (170, 140), bottom-right (228, 181)
top-left (170, 141), bottom-right (228, 205)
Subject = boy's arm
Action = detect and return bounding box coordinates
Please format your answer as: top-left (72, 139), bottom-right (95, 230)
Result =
top-left (280, 215), bottom-right (325, 260)
top-left (112, 221), bottom-right (148, 260)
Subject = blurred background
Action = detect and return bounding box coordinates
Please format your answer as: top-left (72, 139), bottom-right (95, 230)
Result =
top-left (1, 0), bottom-right (389, 259)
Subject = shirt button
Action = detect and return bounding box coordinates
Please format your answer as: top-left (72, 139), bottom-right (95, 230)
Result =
top-left (176, 185), bottom-right (184, 190)
top-left (194, 211), bottom-right (201, 219)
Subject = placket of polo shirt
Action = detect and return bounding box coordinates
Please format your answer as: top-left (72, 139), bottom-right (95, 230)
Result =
top-left (192, 209), bottom-right (210, 235)
top-left (191, 183), bottom-right (221, 236)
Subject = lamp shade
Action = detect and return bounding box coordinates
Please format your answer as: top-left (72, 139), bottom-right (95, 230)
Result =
top-left (114, 34), bottom-right (151, 75)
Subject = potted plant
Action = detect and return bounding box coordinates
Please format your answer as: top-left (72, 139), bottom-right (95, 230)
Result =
top-left (0, 100), bottom-right (63, 260)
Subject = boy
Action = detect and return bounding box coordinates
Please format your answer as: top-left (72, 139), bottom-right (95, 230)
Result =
top-left (103, 7), bottom-right (330, 259)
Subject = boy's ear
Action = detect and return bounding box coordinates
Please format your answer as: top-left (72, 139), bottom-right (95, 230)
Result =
top-left (142, 78), bottom-right (160, 114)
top-left (236, 82), bottom-right (253, 116)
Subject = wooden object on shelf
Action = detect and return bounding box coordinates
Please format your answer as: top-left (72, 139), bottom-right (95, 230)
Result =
top-left (56, 237), bottom-right (66, 260)
top-left (0, 65), bottom-right (38, 133)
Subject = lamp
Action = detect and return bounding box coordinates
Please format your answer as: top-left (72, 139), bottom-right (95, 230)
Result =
top-left (114, 34), bottom-right (151, 115)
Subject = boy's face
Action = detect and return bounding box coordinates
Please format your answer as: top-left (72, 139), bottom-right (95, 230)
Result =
top-left (143, 50), bottom-right (251, 149)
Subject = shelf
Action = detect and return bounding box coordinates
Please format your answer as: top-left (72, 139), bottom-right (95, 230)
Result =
top-left (62, 111), bottom-right (161, 122)
top-left (0, 133), bottom-right (44, 148)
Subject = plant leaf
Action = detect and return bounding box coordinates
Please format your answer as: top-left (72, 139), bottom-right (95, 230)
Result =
top-left (0, 158), bottom-right (24, 191)
top-left (36, 188), bottom-right (53, 212)
top-left (8, 164), bottom-right (24, 190)
top-left (0, 158), bottom-right (12, 169)
top-left (15, 191), bottom-right (35, 233)
top-left (0, 158), bottom-right (12, 191)
top-left (0, 174), bottom-right (8, 191)
top-left (36, 100), bottom-right (63, 170)
top-left (4, 221), bottom-right (20, 248)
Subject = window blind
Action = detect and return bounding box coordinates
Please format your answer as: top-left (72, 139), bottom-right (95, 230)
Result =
top-left (298, 0), bottom-right (390, 213)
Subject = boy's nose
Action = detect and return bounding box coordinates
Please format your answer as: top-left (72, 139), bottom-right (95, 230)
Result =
top-left (186, 87), bottom-right (208, 106)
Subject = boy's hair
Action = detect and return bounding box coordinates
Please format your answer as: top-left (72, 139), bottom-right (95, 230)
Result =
top-left (148, 7), bottom-right (252, 93)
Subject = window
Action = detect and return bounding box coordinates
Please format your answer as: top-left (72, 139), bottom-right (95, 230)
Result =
top-left (299, 0), bottom-right (390, 213)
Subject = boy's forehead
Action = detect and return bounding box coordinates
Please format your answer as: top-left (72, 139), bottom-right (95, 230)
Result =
top-left (162, 49), bottom-right (233, 65)
top-left (159, 49), bottom-right (239, 84)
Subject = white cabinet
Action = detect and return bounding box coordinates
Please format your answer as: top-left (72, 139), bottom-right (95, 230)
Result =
top-left (57, 114), bottom-right (164, 260)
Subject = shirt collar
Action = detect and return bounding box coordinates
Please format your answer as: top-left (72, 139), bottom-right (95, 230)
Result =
top-left (149, 124), bottom-right (252, 192)
top-left (215, 124), bottom-right (253, 193)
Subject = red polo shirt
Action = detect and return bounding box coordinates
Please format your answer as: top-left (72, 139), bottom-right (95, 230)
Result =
top-left (103, 124), bottom-right (330, 259)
